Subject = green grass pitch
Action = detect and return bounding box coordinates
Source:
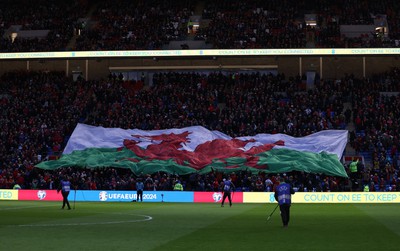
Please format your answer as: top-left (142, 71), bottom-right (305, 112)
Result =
top-left (1, 201), bottom-right (399, 251)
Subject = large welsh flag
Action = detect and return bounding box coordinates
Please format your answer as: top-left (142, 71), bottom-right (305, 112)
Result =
top-left (36, 124), bottom-right (348, 177)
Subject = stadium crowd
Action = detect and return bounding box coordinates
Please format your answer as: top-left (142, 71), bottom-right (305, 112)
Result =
top-left (1, 0), bottom-right (400, 52)
top-left (196, 0), bottom-right (308, 48)
top-left (1, 0), bottom-right (400, 193)
top-left (196, 0), bottom-right (400, 48)
top-left (0, 0), bottom-right (88, 52)
top-left (348, 68), bottom-right (400, 191)
top-left (74, 0), bottom-right (195, 50)
top-left (0, 69), bottom-right (399, 192)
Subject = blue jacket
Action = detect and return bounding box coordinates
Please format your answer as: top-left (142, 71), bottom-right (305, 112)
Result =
top-left (223, 180), bottom-right (234, 192)
top-left (136, 181), bottom-right (144, 191)
top-left (60, 180), bottom-right (71, 192)
top-left (274, 182), bottom-right (295, 205)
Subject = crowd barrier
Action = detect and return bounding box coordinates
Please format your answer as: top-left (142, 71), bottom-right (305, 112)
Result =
top-left (1, 189), bottom-right (400, 203)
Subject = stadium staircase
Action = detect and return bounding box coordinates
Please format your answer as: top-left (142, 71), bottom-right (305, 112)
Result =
top-left (342, 101), bottom-right (373, 169)
top-left (343, 102), bottom-right (356, 154)
top-left (66, 3), bottom-right (98, 50)
top-left (342, 101), bottom-right (365, 167)
top-left (306, 30), bottom-right (316, 48)
top-left (165, 0), bottom-right (212, 50)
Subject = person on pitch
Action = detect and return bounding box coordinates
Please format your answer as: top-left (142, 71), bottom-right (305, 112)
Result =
top-left (274, 176), bottom-right (295, 227)
top-left (57, 176), bottom-right (72, 210)
top-left (136, 178), bottom-right (144, 202)
top-left (221, 177), bottom-right (235, 207)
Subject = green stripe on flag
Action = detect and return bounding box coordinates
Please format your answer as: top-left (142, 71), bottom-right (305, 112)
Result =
top-left (36, 147), bottom-right (347, 177)
top-left (257, 148), bottom-right (347, 177)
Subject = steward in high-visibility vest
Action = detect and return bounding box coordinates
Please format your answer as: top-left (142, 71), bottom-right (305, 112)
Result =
top-left (349, 159), bottom-right (359, 185)
top-left (173, 181), bottom-right (183, 191)
top-left (13, 183), bottom-right (21, 189)
top-left (364, 185), bottom-right (370, 192)
top-left (349, 159), bottom-right (358, 173)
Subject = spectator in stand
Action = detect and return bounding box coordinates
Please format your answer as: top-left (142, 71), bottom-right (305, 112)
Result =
top-left (264, 176), bottom-right (273, 192)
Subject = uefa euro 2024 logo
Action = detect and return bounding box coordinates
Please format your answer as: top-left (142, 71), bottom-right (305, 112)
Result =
top-left (37, 190), bottom-right (46, 200)
top-left (212, 192), bottom-right (222, 202)
top-left (99, 191), bottom-right (108, 201)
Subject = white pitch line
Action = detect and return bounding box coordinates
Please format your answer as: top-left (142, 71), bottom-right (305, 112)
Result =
top-left (0, 205), bottom-right (57, 211)
top-left (18, 214), bottom-right (153, 227)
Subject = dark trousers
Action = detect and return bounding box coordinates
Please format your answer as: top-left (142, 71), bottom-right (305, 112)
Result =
top-left (137, 190), bottom-right (143, 202)
top-left (221, 191), bottom-right (232, 206)
top-left (62, 191), bottom-right (71, 209)
top-left (279, 204), bottom-right (291, 226)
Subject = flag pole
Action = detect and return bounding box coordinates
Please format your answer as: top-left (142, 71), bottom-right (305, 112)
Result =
top-left (267, 204), bottom-right (279, 221)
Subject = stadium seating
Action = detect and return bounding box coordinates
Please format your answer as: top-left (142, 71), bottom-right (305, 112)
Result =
top-left (1, 0), bottom-right (400, 51)
top-left (0, 1), bottom-right (400, 192)
top-left (0, 0), bottom-right (88, 52)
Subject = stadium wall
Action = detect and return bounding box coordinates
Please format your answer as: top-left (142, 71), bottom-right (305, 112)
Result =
top-left (1, 55), bottom-right (400, 81)
top-left (2, 189), bottom-right (400, 203)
